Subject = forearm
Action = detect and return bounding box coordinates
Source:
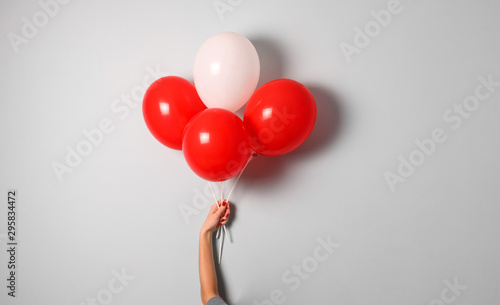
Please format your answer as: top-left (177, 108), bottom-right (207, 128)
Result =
top-left (199, 230), bottom-right (218, 304)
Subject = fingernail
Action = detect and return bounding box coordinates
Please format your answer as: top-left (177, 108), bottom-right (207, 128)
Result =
top-left (222, 201), bottom-right (226, 206)
top-left (218, 222), bottom-right (222, 226)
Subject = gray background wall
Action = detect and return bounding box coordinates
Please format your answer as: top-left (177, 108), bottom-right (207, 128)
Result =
top-left (1, 0), bottom-right (499, 304)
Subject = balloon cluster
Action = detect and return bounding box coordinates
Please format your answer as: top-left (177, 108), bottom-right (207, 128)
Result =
top-left (143, 32), bottom-right (317, 182)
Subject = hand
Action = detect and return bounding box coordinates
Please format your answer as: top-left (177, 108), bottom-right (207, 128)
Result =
top-left (200, 200), bottom-right (231, 234)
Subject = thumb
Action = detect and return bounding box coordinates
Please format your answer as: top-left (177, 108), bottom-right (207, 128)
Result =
top-left (213, 205), bottom-right (226, 217)
top-left (209, 203), bottom-right (219, 214)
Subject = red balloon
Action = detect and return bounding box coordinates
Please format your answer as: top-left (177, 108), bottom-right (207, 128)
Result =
top-left (183, 108), bottom-right (251, 181)
top-left (142, 76), bottom-right (206, 150)
top-left (243, 79), bottom-right (316, 156)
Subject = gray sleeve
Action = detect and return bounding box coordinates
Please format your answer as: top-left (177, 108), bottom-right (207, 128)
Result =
top-left (206, 296), bottom-right (228, 305)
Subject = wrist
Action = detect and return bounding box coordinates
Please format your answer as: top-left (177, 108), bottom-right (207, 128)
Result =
top-left (200, 228), bottom-right (214, 238)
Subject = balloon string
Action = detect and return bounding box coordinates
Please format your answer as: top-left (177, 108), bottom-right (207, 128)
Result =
top-left (221, 152), bottom-right (255, 247)
top-left (208, 182), bottom-right (218, 203)
top-left (213, 152), bottom-right (256, 264)
top-left (208, 181), bottom-right (223, 240)
top-left (207, 182), bottom-right (226, 263)
top-left (218, 181), bottom-right (226, 263)
top-left (216, 224), bottom-right (222, 239)
top-left (226, 152), bottom-right (255, 203)
top-left (218, 226), bottom-right (224, 264)
top-left (224, 224), bottom-right (231, 242)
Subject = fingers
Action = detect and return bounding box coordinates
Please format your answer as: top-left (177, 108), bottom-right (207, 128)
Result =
top-left (219, 202), bottom-right (231, 225)
top-left (224, 202), bottom-right (230, 218)
top-left (209, 201), bottom-right (232, 227)
top-left (209, 203), bottom-right (219, 214)
top-left (214, 204), bottom-right (226, 218)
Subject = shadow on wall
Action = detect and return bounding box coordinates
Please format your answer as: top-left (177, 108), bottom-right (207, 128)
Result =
top-left (237, 37), bottom-right (343, 187)
top-left (213, 236), bottom-right (228, 302)
top-left (234, 37), bottom-right (285, 119)
top-left (216, 37), bottom-right (343, 302)
top-left (251, 37), bottom-right (285, 88)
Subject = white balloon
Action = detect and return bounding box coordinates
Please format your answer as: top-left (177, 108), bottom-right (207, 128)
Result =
top-left (193, 32), bottom-right (260, 113)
